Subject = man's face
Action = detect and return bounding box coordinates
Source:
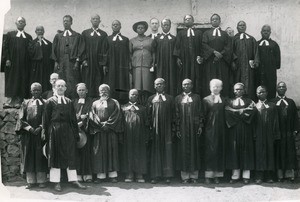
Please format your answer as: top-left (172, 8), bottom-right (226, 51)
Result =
top-left (182, 81), bottom-right (192, 93)
top-left (261, 26), bottom-right (271, 39)
top-left (35, 26), bottom-right (44, 37)
top-left (257, 88), bottom-right (267, 101)
top-left (150, 19), bottom-right (159, 32)
top-left (112, 21), bottom-right (121, 33)
top-left (161, 21), bottom-right (171, 33)
top-left (77, 86), bottom-right (87, 98)
top-left (129, 90), bottom-right (138, 103)
top-left (136, 24), bottom-right (146, 35)
top-left (277, 83), bottom-right (287, 96)
top-left (154, 81), bottom-right (165, 93)
top-left (226, 27), bottom-right (234, 37)
top-left (234, 85), bottom-right (245, 97)
top-left (55, 81), bottom-right (67, 95)
top-left (50, 75), bottom-right (59, 86)
top-left (211, 15), bottom-right (220, 28)
top-left (15, 18), bottom-right (26, 30)
top-left (91, 16), bottom-right (100, 28)
top-left (237, 21), bottom-right (246, 33)
top-left (210, 83), bottom-right (222, 95)
top-left (31, 86), bottom-right (42, 98)
top-left (184, 15), bottom-right (194, 27)
top-left (99, 88), bottom-right (109, 98)
top-left (63, 17), bottom-right (72, 30)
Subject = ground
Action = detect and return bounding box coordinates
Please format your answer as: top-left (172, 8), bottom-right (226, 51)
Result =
top-left (1, 178), bottom-right (300, 202)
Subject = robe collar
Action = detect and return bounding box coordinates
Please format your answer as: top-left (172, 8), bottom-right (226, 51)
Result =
top-left (90, 27), bottom-right (101, 36)
top-left (212, 27), bottom-right (221, 37)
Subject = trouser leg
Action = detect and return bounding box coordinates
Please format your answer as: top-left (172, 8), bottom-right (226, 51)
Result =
top-left (66, 168), bottom-right (78, 182)
top-left (242, 170), bottom-right (250, 179)
top-left (36, 172), bottom-right (46, 183)
top-left (26, 172), bottom-right (37, 184)
top-left (181, 171), bottom-right (190, 180)
top-left (232, 169), bottom-right (240, 180)
top-left (190, 171), bottom-right (199, 179)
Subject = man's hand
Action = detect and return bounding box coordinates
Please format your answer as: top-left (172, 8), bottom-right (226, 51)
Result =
top-left (197, 127), bottom-right (202, 137)
top-left (34, 127), bottom-right (42, 136)
top-left (177, 58), bottom-right (183, 68)
top-left (150, 65), bottom-right (154, 72)
top-left (214, 51), bottom-right (223, 59)
top-left (196, 56), bottom-right (203, 64)
top-left (103, 66), bottom-right (108, 75)
top-left (54, 62), bottom-right (59, 70)
top-left (232, 61), bottom-right (237, 71)
top-left (249, 60), bottom-right (255, 68)
top-left (6, 60), bottom-right (11, 68)
top-left (29, 127), bottom-right (35, 134)
top-left (176, 131), bottom-right (181, 139)
top-left (82, 60), bottom-right (88, 67)
top-left (74, 61), bottom-right (79, 70)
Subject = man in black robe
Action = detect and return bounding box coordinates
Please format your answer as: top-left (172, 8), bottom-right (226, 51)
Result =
top-left (153, 18), bottom-right (177, 96)
top-left (44, 79), bottom-right (86, 191)
top-left (271, 82), bottom-right (299, 182)
top-left (232, 21), bottom-right (259, 100)
top-left (148, 18), bottom-right (160, 39)
top-left (173, 15), bottom-right (203, 96)
top-left (175, 79), bottom-right (202, 183)
top-left (257, 25), bottom-right (281, 99)
top-left (52, 15), bottom-right (85, 99)
top-left (16, 83), bottom-right (47, 189)
top-left (28, 26), bottom-right (54, 92)
top-left (225, 83), bottom-right (256, 184)
top-left (254, 86), bottom-right (280, 184)
top-left (105, 20), bottom-right (130, 103)
top-left (42, 73), bottom-right (59, 99)
top-left (82, 14), bottom-right (108, 98)
top-left (4, 17), bottom-right (32, 108)
top-left (147, 78), bottom-right (175, 184)
top-left (202, 14), bottom-right (232, 97)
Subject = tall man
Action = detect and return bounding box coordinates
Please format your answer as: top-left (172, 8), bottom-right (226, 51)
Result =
top-left (173, 14), bottom-right (203, 96)
top-left (82, 14), bottom-right (108, 98)
top-left (257, 25), bottom-right (281, 99)
top-left (152, 18), bottom-right (177, 96)
top-left (28, 26), bottom-right (54, 92)
top-left (4, 17), bottom-right (32, 108)
top-left (148, 18), bottom-right (160, 39)
top-left (52, 15), bottom-right (85, 99)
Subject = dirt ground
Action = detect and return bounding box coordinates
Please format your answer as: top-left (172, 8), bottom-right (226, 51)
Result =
top-left (1, 178), bottom-right (300, 202)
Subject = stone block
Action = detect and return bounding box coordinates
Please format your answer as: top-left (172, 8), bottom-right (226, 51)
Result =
top-left (0, 122), bottom-right (16, 134)
top-left (3, 113), bottom-right (17, 122)
top-left (6, 134), bottom-right (19, 144)
top-left (0, 140), bottom-right (7, 150)
top-left (1, 157), bottom-right (8, 166)
top-left (0, 119), bottom-right (4, 128)
top-left (1, 165), bottom-right (9, 174)
top-left (0, 110), bottom-right (7, 118)
top-left (5, 156), bottom-right (20, 165)
top-left (9, 165), bottom-right (20, 174)
top-left (7, 144), bottom-right (20, 157)
top-left (0, 132), bottom-right (5, 140)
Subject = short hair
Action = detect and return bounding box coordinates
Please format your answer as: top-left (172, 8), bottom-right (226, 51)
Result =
top-left (257, 85), bottom-right (267, 92)
top-left (161, 18), bottom-right (171, 25)
top-left (76, 83), bottom-right (87, 90)
top-left (210, 13), bottom-right (221, 21)
top-left (55, 79), bottom-right (66, 86)
top-left (154, 78), bottom-right (165, 84)
top-left (63, 15), bottom-right (73, 22)
top-left (210, 79), bottom-right (223, 87)
top-left (277, 81), bottom-right (286, 87)
top-left (50, 73), bottom-right (59, 79)
top-left (182, 78), bottom-right (192, 85)
top-left (129, 89), bottom-right (139, 94)
top-left (16, 16), bottom-right (26, 23)
top-left (31, 82), bottom-right (42, 90)
top-left (183, 14), bottom-right (194, 22)
top-left (150, 18), bottom-right (159, 23)
top-left (237, 20), bottom-right (246, 26)
top-left (234, 82), bottom-right (245, 89)
top-left (91, 14), bottom-right (100, 19)
top-left (261, 24), bottom-right (271, 31)
top-left (99, 84), bottom-right (110, 91)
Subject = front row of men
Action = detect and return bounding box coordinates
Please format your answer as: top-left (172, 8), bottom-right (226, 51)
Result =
top-left (16, 78), bottom-right (299, 191)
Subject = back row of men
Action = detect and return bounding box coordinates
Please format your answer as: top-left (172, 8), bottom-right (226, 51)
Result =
top-left (2, 13), bottom-right (280, 108)
top-left (18, 76), bottom-right (298, 192)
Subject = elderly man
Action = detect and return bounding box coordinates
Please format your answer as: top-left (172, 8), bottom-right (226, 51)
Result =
top-left (89, 84), bottom-right (123, 183)
top-left (42, 73), bottom-right (59, 99)
top-left (175, 79), bottom-right (202, 183)
top-left (4, 16), bottom-right (32, 108)
top-left (28, 26), bottom-right (54, 92)
top-left (148, 18), bottom-right (160, 39)
top-left (44, 79), bottom-right (86, 191)
top-left (173, 14), bottom-right (203, 96)
top-left (52, 15), bottom-right (85, 99)
top-left (257, 25), bottom-right (281, 99)
top-left (147, 78), bottom-right (175, 184)
top-left (82, 14), bottom-right (108, 98)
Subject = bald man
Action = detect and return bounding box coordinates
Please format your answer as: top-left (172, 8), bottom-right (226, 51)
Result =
top-left (16, 82), bottom-right (47, 189)
top-left (82, 14), bottom-right (108, 98)
top-left (4, 16), bottom-right (33, 108)
top-left (257, 25), bottom-right (281, 99)
top-left (29, 26), bottom-right (54, 92)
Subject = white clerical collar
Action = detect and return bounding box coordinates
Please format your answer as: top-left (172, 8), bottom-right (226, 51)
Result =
top-left (182, 92), bottom-right (193, 103)
top-left (187, 28), bottom-right (195, 37)
top-left (151, 33), bottom-right (159, 39)
top-left (211, 93), bottom-right (222, 103)
top-left (257, 100), bottom-right (269, 108)
top-left (57, 95), bottom-right (67, 104)
top-left (259, 39), bottom-right (270, 46)
top-left (90, 28), bottom-right (100, 36)
top-left (63, 30), bottom-right (72, 37)
top-left (113, 33), bottom-right (123, 41)
top-left (16, 30), bottom-right (26, 38)
top-left (160, 32), bottom-right (172, 40)
top-left (153, 93), bottom-right (166, 102)
top-left (32, 97), bottom-right (43, 106)
top-left (276, 96), bottom-right (288, 106)
top-left (233, 97), bottom-right (245, 106)
top-left (212, 27), bottom-right (221, 37)
top-left (240, 33), bottom-right (250, 39)
top-left (78, 98), bottom-right (85, 104)
top-left (38, 37), bottom-right (48, 45)
top-left (126, 102), bottom-right (139, 110)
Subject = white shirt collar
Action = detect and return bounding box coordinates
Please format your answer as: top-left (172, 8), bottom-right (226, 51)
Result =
top-left (233, 97), bottom-right (245, 106)
top-left (153, 93), bottom-right (166, 102)
top-left (63, 30), bottom-right (72, 37)
top-left (240, 33), bottom-right (250, 39)
top-left (211, 93), bottom-right (222, 103)
top-left (276, 96), bottom-right (288, 106)
top-left (212, 27), bottom-right (221, 37)
top-left (187, 28), bottom-right (195, 37)
top-left (113, 33), bottom-right (123, 41)
top-left (57, 95), bottom-right (67, 104)
top-left (78, 98), bottom-right (85, 104)
top-left (16, 30), bottom-right (26, 38)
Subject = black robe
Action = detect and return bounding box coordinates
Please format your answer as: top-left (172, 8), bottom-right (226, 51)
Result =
top-left (82, 28), bottom-right (108, 98)
top-left (202, 28), bottom-right (232, 97)
top-left (121, 103), bottom-right (148, 174)
top-left (52, 30), bottom-right (85, 99)
top-left (271, 97), bottom-right (299, 171)
top-left (225, 97), bottom-right (256, 170)
top-left (202, 95), bottom-right (226, 172)
top-left (153, 34), bottom-right (177, 96)
top-left (173, 28), bottom-right (203, 95)
top-left (44, 95), bottom-right (79, 169)
top-left (42, 89), bottom-right (54, 100)
top-left (233, 33), bottom-right (259, 100)
top-left (254, 101), bottom-right (280, 171)
top-left (73, 97), bottom-right (94, 176)
top-left (28, 38), bottom-right (54, 92)
top-left (175, 93), bottom-right (202, 172)
top-left (147, 94), bottom-right (175, 178)
top-left (105, 33), bottom-right (130, 99)
top-left (4, 30), bottom-right (32, 98)
top-left (257, 38), bottom-right (281, 99)
top-left (89, 98), bottom-right (123, 174)
top-left (16, 98), bottom-right (48, 173)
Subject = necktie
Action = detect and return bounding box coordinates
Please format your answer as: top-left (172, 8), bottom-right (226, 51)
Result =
top-left (16, 30), bottom-right (26, 38)
top-left (63, 30), bottom-right (72, 37)
top-left (240, 33), bottom-right (250, 40)
top-left (212, 27), bottom-right (221, 37)
top-left (112, 33), bottom-right (123, 41)
top-left (90, 28), bottom-right (101, 36)
top-left (187, 28), bottom-right (195, 37)
top-left (259, 39), bottom-right (270, 46)
top-left (276, 97), bottom-right (288, 106)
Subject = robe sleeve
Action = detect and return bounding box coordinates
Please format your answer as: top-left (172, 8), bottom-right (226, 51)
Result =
top-left (105, 99), bottom-right (123, 133)
top-left (69, 101), bottom-right (80, 140)
top-left (77, 34), bottom-right (85, 61)
top-left (51, 34), bottom-right (59, 62)
top-left (252, 37), bottom-right (259, 67)
top-left (221, 33), bottom-right (232, 65)
top-left (4, 32), bottom-right (11, 61)
top-left (43, 99), bottom-right (53, 141)
top-left (173, 32), bottom-right (181, 58)
top-left (88, 102), bottom-right (103, 134)
top-left (202, 31), bottom-right (215, 60)
top-left (274, 41), bottom-right (281, 69)
top-left (28, 40), bottom-right (43, 60)
top-left (175, 96), bottom-right (181, 133)
top-left (99, 34), bottom-right (109, 66)
top-left (291, 100), bottom-right (300, 132)
top-left (273, 106), bottom-right (281, 140)
top-left (15, 100), bottom-right (31, 132)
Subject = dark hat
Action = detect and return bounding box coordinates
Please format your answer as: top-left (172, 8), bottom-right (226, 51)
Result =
top-left (132, 21), bottom-right (148, 33)
top-left (77, 129), bottom-right (87, 148)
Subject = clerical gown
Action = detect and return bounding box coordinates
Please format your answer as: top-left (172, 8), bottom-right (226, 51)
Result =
top-left (233, 33), bottom-right (259, 100)
top-left (42, 89), bottom-right (55, 100)
top-left (73, 97), bottom-right (94, 175)
top-left (44, 95), bottom-right (79, 169)
top-left (52, 30), bottom-right (85, 99)
top-left (173, 28), bottom-right (203, 95)
top-left (202, 28), bottom-right (232, 97)
top-left (153, 33), bottom-right (177, 96)
top-left (257, 38), bottom-right (281, 99)
top-left (16, 98), bottom-right (47, 173)
top-left (89, 98), bottom-right (123, 174)
top-left (147, 93), bottom-right (175, 178)
top-left (121, 103), bottom-right (148, 174)
top-left (4, 30), bottom-right (32, 98)
top-left (202, 95), bottom-right (226, 172)
top-left (82, 28), bottom-right (108, 98)
top-left (271, 96), bottom-right (299, 171)
top-left (254, 101), bottom-right (280, 171)
top-left (175, 93), bottom-right (202, 172)
top-left (105, 33), bottom-right (130, 98)
top-left (28, 37), bottom-right (54, 92)
top-left (225, 97), bottom-right (256, 170)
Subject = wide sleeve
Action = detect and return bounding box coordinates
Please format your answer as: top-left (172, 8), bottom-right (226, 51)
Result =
top-left (173, 31), bottom-right (181, 58)
top-left (274, 41), bottom-right (281, 69)
top-left (221, 33), bottom-right (232, 65)
top-left (105, 99), bottom-right (123, 133)
top-left (202, 31), bottom-right (214, 60)
top-left (43, 99), bottom-right (53, 141)
top-left (99, 34), bottom-right (109, 66)
top-left (51, 34), bottom-right (59, 62)
top-left (28, 40), bottom-right (43, 60)
top-left (273, 106), bottom-right (281, 140)
top-left (15, 100), bottom-right (31, 132)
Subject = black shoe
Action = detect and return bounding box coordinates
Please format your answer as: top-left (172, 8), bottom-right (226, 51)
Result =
top-left (243, 179), bottom-right (250, 184)
top-left (205, 178), bottom-right (211, 184)
top-left (191, 179), bottom-right (198, 184)
top-left (93, 178), bottom-right (101, 184)
top-left (72, 181), bottom-right (86, 189)
top-left (182, 179), bottom-right (189, 184)
top-left (85, 179), bottom-right (93, 183)
top-left (54, 183), bottom-right (62, 192)
top-left (38, 183), bottom-right (46, 188)
top-left (229, 179), bottom-right (238, 184)
top-left (25, 183), bottom-right (35, 189)
top-left (214, 178), bottom-right (220, 184)
top-left (110, 178), bottom-right (118, 183)
top-left (266, 179), bottom-right (274, 183)
top-left (255, 179), bottom-right (262, 184)
top-left (151, 179), bottom-right (157, 184)
top-left (278, 178), bottom-right (283, 183)
top-left (165, 178), bottom-right (171, 184)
